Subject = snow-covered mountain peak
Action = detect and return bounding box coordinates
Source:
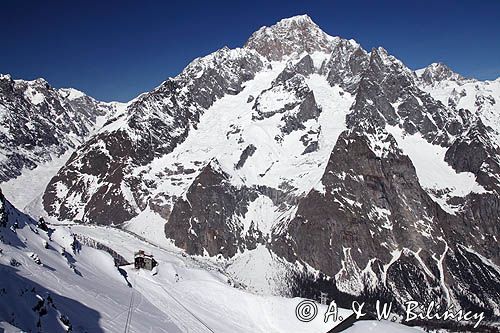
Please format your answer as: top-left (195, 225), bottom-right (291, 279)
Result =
top-left (58, 87), bottom-right (86, 100)
top-left (245, 14), bottom-right (339, 60)
top-left (0, 74), bottom-right (11, 81)
top-left (0, 73), bottom-right (128, 183)
top-left (277, 14), bottom-right (319, 28)
top-left (418, 62), bottom-right (466, 84)
top-left (369, 46), bottom-right (408, 71)
top-left (13, 77), bottom-right (50, 88)
top-left (176, 46), bottom-right (263, 84)
top-left (32, 77), bottom-right (49, 85)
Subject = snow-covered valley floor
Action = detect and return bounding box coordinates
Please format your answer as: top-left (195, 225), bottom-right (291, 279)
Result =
top-left (0, 203), bottom-right (423, 332)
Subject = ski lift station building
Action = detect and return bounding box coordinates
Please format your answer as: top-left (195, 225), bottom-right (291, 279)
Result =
top-left (134, 250), bottom-right (158, 270)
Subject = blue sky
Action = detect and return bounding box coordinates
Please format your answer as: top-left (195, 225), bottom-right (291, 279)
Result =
top-left (2, 0), bottom-right (499, 102)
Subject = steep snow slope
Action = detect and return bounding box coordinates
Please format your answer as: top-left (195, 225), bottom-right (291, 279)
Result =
top-left (0, 200), bottom-right (177, 332)
top-left (0, 196), bottom-right (424, 332)
top-left (386, 125), bottom-right (487, 213)
top-left (129, 61), bottom-right (354, 240)
top-left (1, 151), bottom-right (74, 210)
top-left (0, 98), bottom-right (128, 215)
top-left (132, 61), bottom-right (288, 202)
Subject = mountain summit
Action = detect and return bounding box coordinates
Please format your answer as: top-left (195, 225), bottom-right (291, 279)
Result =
top-left (417, 62), bottom-right (466, 84)
top-left (245, 14), bottom-right (338, 60)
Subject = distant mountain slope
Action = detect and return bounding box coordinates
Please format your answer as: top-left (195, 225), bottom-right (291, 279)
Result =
top-left (0, 74), bottom-right (125, 183)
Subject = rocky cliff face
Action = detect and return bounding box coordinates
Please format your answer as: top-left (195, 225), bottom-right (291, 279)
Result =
top-left (0, 75), bottom-right (122, 182)
top-left (165, 160), bottom-right (265, 257)
top-left (33, 14), bottom-right (500, 326)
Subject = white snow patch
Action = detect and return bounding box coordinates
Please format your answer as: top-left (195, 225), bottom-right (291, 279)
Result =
top-left (58, 87), bottom-right (86, 100)
top-left (240, 195), bottom-right (279, 236)
top-left (226, 245), bottom-right (291, 295)
top-left (24, 86), bottom-right (45, 105)
top-left (387, 125), bottom-right (487, 213)
top-left (1, 150), bottom-right (74, 210)
top-left (308, 51), bottom-right (330, 70)
top-left (122, 208), bottom-right (169, 246)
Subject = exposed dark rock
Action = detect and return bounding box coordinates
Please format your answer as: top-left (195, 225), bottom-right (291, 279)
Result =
top-left (281, 90), bottom-right (322, 135)
top-left (420, 62), bottom-right (465, 84)
top-left (164, 160), bottom-right (260, 257)
top-left (347, 48), bottom-right (469, 144)
top-left (43, 130), bottom-right (138, 225)
top-left (446, 245), bottom-right (500, 316)
top-left (274, 130), bottom-right (446, 277)
top-left (302, 141), bottom-right (318, 154)
top-left (445, 118), bottom-right (500, 189)
top-left (319, 39), bottom-right (369, 93)
top-left (272, 126), bottom-right (500, 317)
top-left (275, 54), bottom-right (315, 83)
top-left (235, 144), bottom-right (257, 169)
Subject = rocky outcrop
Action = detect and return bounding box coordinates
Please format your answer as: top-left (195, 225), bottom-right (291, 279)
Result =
top-left (235, 144), bottom-right (257, 170)
top-left (274, 129), bottom-right (445, 276)
top-left (274, 54), bottom-right (315, 83)
top-left (164, 161), bottom-right (262, 257)
top-left (252, 63), bottom-right (322, 140)
top-left (347, 48), bottom-right (469, 144)
top-left (442, 119), bottom-right (500, 266)
top-left (273, 129), bottom-right (500, 315)
top-left (319, 39), bottom-right (369, 93)
top-left (445, 119), bottom-right (500, 189)
top-left (42, 128), bottom-right (139, 225)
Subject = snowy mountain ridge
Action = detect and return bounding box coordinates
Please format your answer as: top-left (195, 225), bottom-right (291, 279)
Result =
top-left (416, 62), bottom-right (467, 84)
top-left (1, 14), bottom-right (500, 332)
top-left (0, 74), bottom-right (127, 184)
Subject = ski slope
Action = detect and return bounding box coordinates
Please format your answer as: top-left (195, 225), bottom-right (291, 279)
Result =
top-left (0, 200), bottom-right (422, 332)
